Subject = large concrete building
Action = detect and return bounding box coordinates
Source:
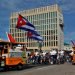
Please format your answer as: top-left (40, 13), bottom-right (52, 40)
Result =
top-left (10, 4), bottom-right (64, 51)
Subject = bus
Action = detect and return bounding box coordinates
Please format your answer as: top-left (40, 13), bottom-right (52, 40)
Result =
top-left (0, 40), bottom-right (27, 70)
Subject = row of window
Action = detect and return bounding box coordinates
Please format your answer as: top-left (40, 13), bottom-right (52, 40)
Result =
top-left (26, 12), bottom-right (57, 20)
top-left (43, 41), bottom-right (58, 46)
top-left (43, 35), bottom-right (58, 41)
top-left (10, 23), bottom-right (57, 32)
top-left (10, 29), bottom-right (58, 38)
top-left (10, 28), bottom-right (23, 33)
top-left (10, 18), bottom-right (57, 29)
top-left (32, 18), bottom-right (57, 26)
top-left (11, 12), bottom-right (57, 23)
top-left (38, 30), bottom-right (57, 35)
top-left (14, 35), bottom-right (58, 47)
top-left (10, 24), bottom-right (57, 35)
top-left (15, 38), bottom-right (25, 42)
top-left (27, 41), bottom-right (58, 47)
top-left (38, 24), bottom-right (57, 30)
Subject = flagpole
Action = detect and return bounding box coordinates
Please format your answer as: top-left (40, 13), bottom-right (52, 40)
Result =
top-left (6, 32), bottom-right (10, 42)
top-left (38, 41), bottom-right (42, 53)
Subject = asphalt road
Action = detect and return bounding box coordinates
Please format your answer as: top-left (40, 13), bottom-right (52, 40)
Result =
top-left (0, 63), bottom-right (75, 75)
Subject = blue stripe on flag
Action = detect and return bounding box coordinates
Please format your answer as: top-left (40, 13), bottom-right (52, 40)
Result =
top-left (26, 22), bottom-right (35, 28)
top-left (18, 27), bottom-right (40, 36)
top-left (28, 32), bottom-right (43, 41)
top-left (29, 35), bottom-right (43, 41)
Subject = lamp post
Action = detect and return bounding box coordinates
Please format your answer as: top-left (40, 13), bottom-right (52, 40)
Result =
top-left (38, 41), bottom-right (42, 53)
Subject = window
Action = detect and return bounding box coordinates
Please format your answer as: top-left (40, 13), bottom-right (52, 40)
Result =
top-left (54, 41), bottom-right (55, 46)
top-left (51, 12), bottom-right (52, 18)
top-left (56, 35), bottom-right (58, 40)
top-left (51, 41), bottom-right (53, 46)
top-left (56, 41), bottom-right (58, 46)
top-left (9, 52), bottom-right (22, 57)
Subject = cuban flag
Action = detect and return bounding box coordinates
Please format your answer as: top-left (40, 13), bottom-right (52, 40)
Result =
top-left (27, 31), bottom-right (43, 41)
top-left (16, 14), bottom-right (39, 35)
top-left (16, 14), bottom-right (43, 41)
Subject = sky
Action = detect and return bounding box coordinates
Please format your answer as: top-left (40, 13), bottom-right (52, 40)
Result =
top-left (0, 0), bottom-right (75, 43)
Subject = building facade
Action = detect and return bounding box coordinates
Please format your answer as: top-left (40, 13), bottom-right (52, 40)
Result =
top-left (10, 4), bottom-right (64, 51)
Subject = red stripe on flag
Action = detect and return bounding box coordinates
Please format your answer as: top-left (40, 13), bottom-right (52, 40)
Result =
top-left (16, 14), bottom-right (26, 28)
top-left (27, 31), bottom-right (32, 37)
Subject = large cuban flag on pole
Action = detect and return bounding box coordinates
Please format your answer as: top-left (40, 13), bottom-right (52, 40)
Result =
top-left (16, 14), bottom-right (35, 32)
top-left (16, 14), bottom-right (43, 41)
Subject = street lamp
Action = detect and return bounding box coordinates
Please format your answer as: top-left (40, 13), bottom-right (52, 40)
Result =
top-left (38, 41), bottom-right (43, 53)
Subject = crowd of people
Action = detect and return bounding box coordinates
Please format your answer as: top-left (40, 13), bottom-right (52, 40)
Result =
top-left (26, 50), bottom-right (72, 65)
top-left (11, 44), bottom-right (73, 65)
